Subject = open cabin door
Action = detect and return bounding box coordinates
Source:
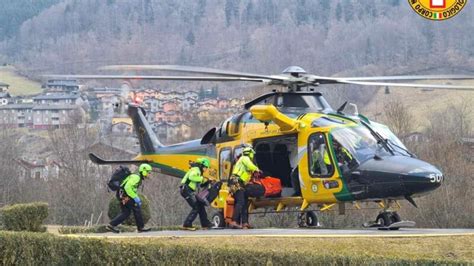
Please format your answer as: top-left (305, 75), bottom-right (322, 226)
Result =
top-left (303, 133), bottom-right (344, 201)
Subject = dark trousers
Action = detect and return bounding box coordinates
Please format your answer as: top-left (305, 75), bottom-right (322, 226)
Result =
top-left (110, 198), bottom-right (145, 230)
top-left (180, 185), bottom-right (211, 227)
top-left (232, 188), bottom-right (249, 224)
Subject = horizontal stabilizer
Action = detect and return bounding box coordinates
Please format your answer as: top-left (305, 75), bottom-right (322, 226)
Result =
top-left (89, 153), bottom-right (150, 165)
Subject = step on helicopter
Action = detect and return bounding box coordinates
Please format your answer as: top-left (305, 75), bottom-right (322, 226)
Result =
top-left (50, 65), bottom-right (474, 230)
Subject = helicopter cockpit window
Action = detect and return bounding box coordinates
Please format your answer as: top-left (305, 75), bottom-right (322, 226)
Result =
top-left (278, 94), bottom-right (324, 110)
top-left (218, 117), bottom-right (232, 138)
top-left (254, 95), bottom-right (276, 106)
top-left (331, 125), bottom-right (391, 165)
top-left (308, 133), bottom-right (334, 177)
top-left (219, 148), bottom-right (232, 180)
top-left (312, 117), bottom-right (346, 127)
top-left (233, 146), bottom-right (244, 163)
top-left (369, 122), bottom-right (411, 157)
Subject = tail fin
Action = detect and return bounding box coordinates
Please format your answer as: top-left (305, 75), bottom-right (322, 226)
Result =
top-left (127, 103), bottom-right (164, 153)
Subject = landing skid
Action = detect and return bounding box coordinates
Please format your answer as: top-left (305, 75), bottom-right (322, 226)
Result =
top-left (363, 220), bottom-right (416, 230)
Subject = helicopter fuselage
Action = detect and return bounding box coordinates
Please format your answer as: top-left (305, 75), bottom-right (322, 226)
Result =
top-left (131, 92), bottom-right (443, 211)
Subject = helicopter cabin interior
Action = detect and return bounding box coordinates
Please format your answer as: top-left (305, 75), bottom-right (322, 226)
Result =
top-left (216, 134), bottom-right (299, 198)
top-left (253, 135), bottom-right (298, 197)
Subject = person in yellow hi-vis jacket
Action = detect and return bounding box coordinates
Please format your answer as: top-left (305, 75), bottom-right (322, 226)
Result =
top-left (229, 145), bottom-right (260, 229)
top-left (180, 158), bottom-right (212, 231)
top-left (107, 163), bottom-right (152, 233)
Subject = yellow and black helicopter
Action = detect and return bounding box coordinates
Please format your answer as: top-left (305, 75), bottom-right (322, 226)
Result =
top-left (52, 65), bottom-right (474, 229)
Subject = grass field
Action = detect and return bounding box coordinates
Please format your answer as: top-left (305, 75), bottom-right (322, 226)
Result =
top-left (0, 66), bottom-right (42, 95)
top-left (118, 235), bottom-right (473, 263)
top-left (362, 80), bottom-right (474, 131)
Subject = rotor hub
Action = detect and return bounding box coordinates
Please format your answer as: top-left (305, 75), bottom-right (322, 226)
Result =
top-left (282, 66), bottom-right (306, 77)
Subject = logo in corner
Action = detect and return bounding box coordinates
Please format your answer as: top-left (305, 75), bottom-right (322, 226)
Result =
top-left (408, 0), bottom-right (467, 21)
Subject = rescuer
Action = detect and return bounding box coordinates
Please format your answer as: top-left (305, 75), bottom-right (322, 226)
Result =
top-left (180, 157), bottom-right (213, 231)
top-left (229, 145), bottom-right (260, 229)
top-left (106, 163), bottom-right (153, 233)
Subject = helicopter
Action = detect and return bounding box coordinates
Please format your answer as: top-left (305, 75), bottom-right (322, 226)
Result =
top-left (50, 65), bottom-right (474, 230)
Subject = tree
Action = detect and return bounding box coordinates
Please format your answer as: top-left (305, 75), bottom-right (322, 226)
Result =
top-left (335, 3), bottom-right (342, 21)
top-left (186, 30), bottom-right (195, 45)
top-left (343, 1), bottom-right (354, 23)
top-left (0, 127), bottom-right (22, 206)
top-left (382, 98), bottom-right (413, 137)
top-left (404, 104), bottom-right (474, 228)
top-left (46, 118), bottom-right (105, 225)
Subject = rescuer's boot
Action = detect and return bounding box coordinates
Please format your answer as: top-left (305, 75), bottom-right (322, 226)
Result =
top-left (138, 227), bottom-right (151, 233)
top-left (182, 225), bottom-right (197, 231)
top-left (228, 221), bottom-right (242, 229)
top-left (106, 224), bottom-right (120, 233)
top-left (242, 223), bottom-right (253, 229)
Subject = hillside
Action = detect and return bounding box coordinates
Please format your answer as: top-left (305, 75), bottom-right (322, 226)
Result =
top-left (0, 0), bottom-right (472, 125)
top-left (0, 0), bottom-right (60, 41)
top-left (0, 1), bottom-right (473, 83)
top-left (362, 81), bottom-right (474, 132)
top-left (0, 66), bottom-right (42, 95)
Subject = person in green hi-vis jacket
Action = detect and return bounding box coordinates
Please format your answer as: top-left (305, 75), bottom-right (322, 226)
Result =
top-left (106, 163), bottom-right (153, 233)
top-left (180, 158), bottom-right (213, 231)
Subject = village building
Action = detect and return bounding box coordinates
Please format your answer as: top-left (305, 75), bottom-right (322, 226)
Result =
top-left (16, 158), bottom-right (60, 182)
top-left (43, 79), bottom-right (80, 93)
top-left (32, 93), bottom-right (83, 106)
top-left (0, 104), bottom-right (34, 128)
top-left (181, 97), bottom-right (196, 111)
top-left (197, 101), bottom-right (215, 111)
top-left (0, 92), bottom-right (11, 105)
top-left (402, 132), bottom-right (426, 143)
top-left (165, 111), bottom-right (183, 123)
top-left (184, 91), bottom-right (199, 100)
top-left (111, 116), bottom-right (133, 134)
top-left (144, 98), bottom-right (161, 112)
top-left (154, 122), bottom-right (170, 140)
top-left (0, 81), bottom-right (10, 92)
top-left (178, 123), bottom-right (192, 139)
top-left (197, 109), bottom-right (210, 121)
top-left (154, 111), bottom-right (166, 123)
top-left (163, 101), bottom-right (179, 112)
top-left (217, 98), bottom-right (230, 109)
top-left (32, 105), bottom-right (85, 129)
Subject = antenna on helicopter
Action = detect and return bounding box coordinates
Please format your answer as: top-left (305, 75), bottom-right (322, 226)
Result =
top-left (349, 103), bottom-right (359, 116)
top-left (337, 101), bottom-right (348, 114)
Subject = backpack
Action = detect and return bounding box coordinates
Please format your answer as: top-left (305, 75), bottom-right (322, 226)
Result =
top-left (108, 166), bottom-right (131, 191)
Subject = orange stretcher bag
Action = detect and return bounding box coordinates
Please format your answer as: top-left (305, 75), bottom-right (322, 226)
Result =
top-left (259, 177), bottom-right (282, 197)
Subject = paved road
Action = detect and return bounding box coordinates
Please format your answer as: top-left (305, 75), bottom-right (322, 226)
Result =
top-left (83, 228), bottom-right (474, 238)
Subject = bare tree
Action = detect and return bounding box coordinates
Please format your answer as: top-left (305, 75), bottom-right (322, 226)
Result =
top-left (0, 127), bottom-right (22, 206)
top-left (382, 98), bottom-right (414, 137)
top-left (404, 104), bottom-right (474, 228)
top-left (46, 118), bottom-right (106, 225)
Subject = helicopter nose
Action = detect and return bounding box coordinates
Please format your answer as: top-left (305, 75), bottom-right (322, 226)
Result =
top-left (402, 163), bottom-right (443, 195)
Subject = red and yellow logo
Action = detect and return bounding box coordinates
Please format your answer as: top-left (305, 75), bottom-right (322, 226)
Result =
top-left (409, 0), bottom-right (467, 20)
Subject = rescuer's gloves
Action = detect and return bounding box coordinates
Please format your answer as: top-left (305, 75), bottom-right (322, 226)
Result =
top-left (134, 197), bottom-right (142, 207)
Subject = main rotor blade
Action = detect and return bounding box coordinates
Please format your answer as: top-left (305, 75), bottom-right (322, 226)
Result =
top-left (340, 75), bottom-right (474, 81)
top-left (43, 74), bottom-right (269, 82)
top-left (337, 79), bottom-right (474, 91)
top-left (100, 65), bottom-right (288, 81)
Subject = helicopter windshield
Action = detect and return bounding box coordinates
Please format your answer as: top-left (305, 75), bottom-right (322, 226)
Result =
top-left (369, 122), bottom-right (412, 157)
top-left (331, 125), bottom-right (392, 164)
